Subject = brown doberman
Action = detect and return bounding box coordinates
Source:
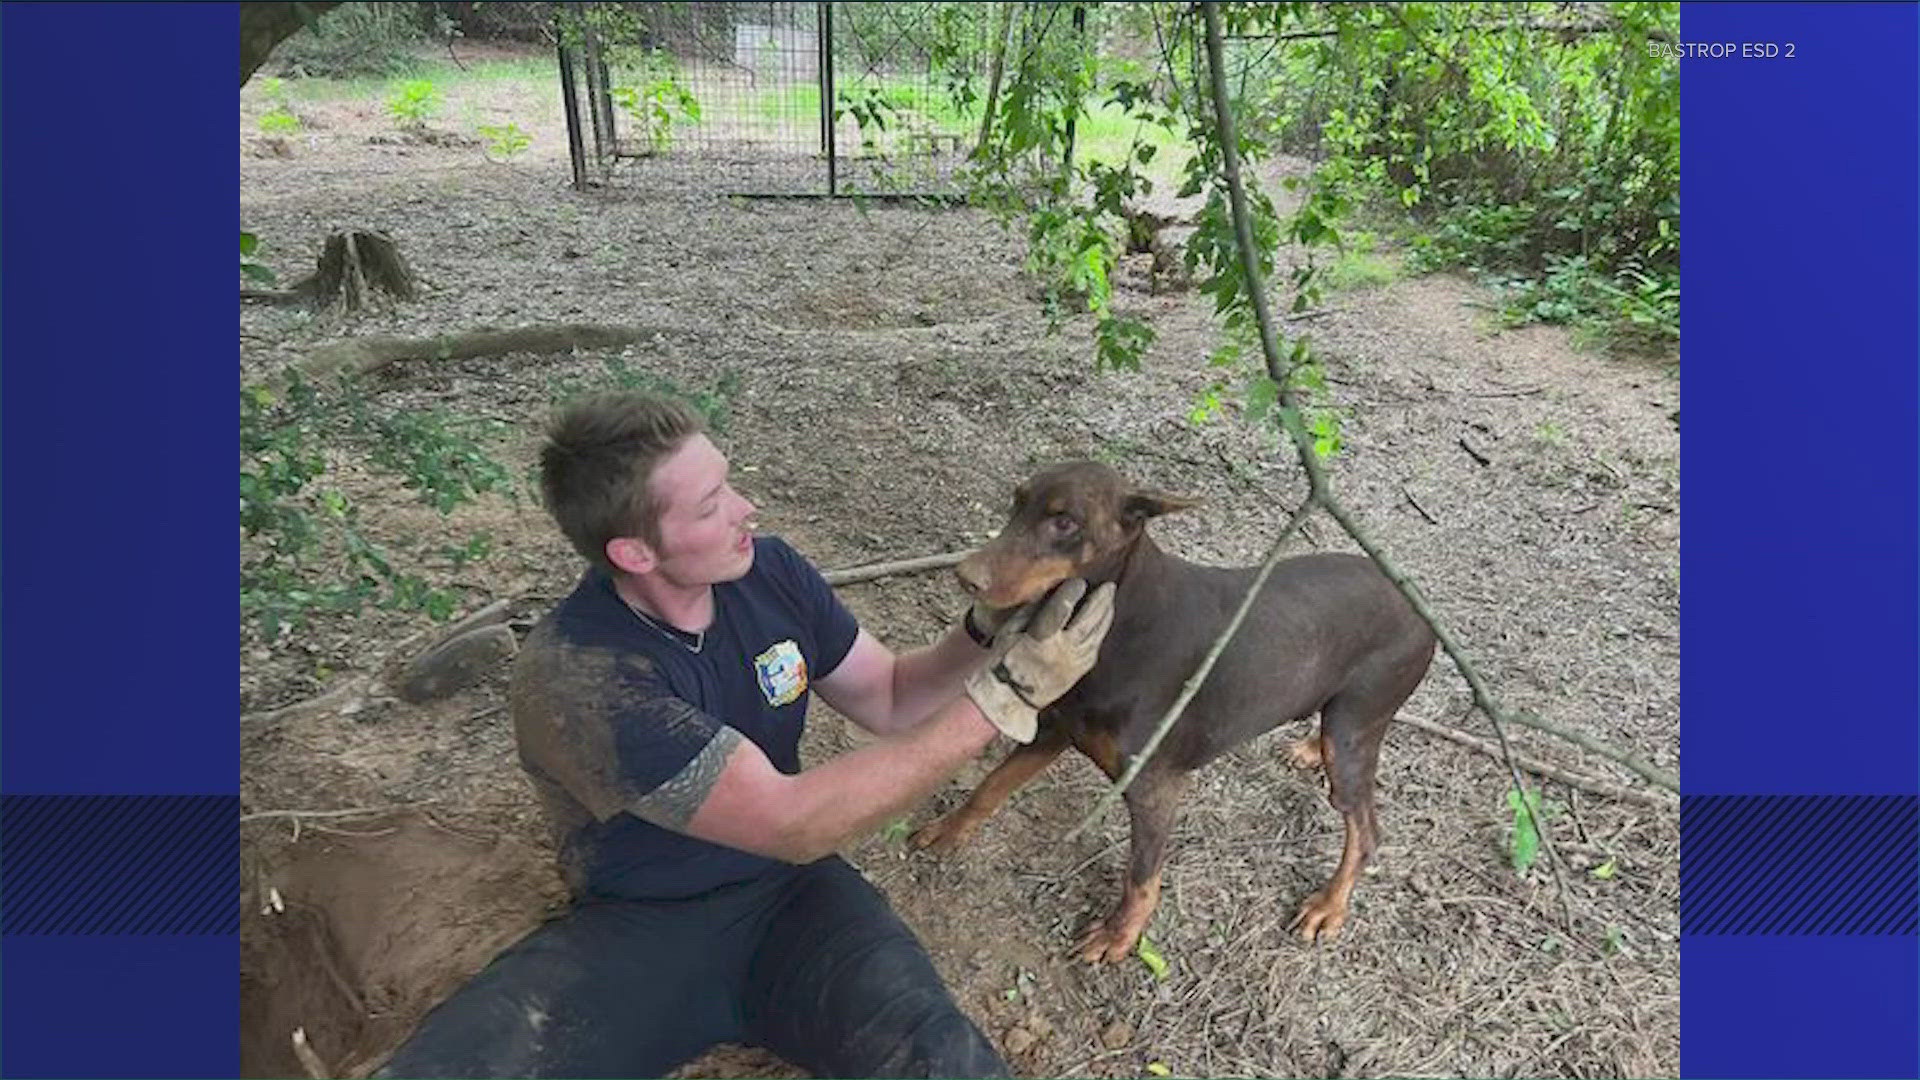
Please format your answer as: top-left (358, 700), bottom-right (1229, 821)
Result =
top-left (912, 461), bottom-right (1436, 961)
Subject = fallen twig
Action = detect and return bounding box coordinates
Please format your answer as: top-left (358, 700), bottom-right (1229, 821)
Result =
top-left (1395, 714), bottom-right (1676, 808)
top-left (1402, 484), bottom-right (1440, 525)
top-left (299, 322), bottom-right (667, 382)
top-left (1461, 384), bottom-right (1546, 399)
top-left (241, 802), bottom-right (437, 824)
top-left (822, 549), bottom-right (973, 586)
top-left (241, 677), bottom-right (373, 726)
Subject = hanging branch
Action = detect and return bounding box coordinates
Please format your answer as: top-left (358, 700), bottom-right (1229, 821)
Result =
top-left (1194, 2), bottom-right (1577, 926)
top-left (1067, 5), bottom-right (1663, 932)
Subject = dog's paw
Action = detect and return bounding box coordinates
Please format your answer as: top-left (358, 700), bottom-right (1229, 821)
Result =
top-left (1074, 916), bottom-right (1143, 964)
top-left (1285, 735), bottom-right (1324, 770)
top-left (1289, 889), bottom-right (1349, 942)
top-left (908, 814), bottom-right (975, 855)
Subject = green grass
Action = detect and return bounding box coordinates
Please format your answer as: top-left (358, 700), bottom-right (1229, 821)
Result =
top-left (752, 82), bottom-right (822, 124)
top-left (1072, 97), bottom-right (1191, 194)
top-left (260, 53), bottom-right (553, 104)
top-left (1324, 243), bottom-right (1400, 291)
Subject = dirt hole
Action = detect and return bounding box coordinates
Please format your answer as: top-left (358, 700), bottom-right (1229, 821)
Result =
top-left (239, 814), bottom-right (564, 1078)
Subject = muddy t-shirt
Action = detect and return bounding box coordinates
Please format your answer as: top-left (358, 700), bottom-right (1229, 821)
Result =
top-left (510, 535), bottom-right (860, 900)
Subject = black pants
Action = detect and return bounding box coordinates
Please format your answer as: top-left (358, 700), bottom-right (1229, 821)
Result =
top-left (376, 857), bottom-right (1007, 1079)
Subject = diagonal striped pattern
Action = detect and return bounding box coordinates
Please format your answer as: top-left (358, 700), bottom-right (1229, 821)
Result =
top-left (1684, 795), bottom-right (1918, 935)
top-left (1, 795), bottom-right (237, 935)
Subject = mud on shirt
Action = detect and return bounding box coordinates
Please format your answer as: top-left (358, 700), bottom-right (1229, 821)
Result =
top-left (510, 535), bottom-right (860, 900)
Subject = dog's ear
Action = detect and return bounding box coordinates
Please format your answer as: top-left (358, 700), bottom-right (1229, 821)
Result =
top-left (1121, 488), bottom-right (1200, 528)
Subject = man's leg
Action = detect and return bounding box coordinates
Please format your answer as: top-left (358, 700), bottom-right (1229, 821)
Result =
top-left (376, 898), bottom-right (747, 1079)
top-left (741, 858), bottom-right (1008, 1079)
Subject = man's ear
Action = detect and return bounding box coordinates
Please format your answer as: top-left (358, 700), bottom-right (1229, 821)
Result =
top-left (1120, 489), bottom-right (1200, 528)
top-left (606, 536), bottom-right (657, 576)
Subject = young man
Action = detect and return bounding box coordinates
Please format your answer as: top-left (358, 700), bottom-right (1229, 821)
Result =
top-left (378, 392), bottom-right (1114, 1079)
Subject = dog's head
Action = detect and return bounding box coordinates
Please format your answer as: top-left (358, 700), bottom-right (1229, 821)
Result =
top-left (955, 461), bottom-right (1197, 611)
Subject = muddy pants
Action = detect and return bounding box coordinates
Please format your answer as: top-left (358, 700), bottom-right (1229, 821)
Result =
top-left (376, 856), bottom-right (1006, 1079)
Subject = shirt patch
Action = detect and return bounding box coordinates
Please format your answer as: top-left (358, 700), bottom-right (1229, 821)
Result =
top-left (754, 639), bottom-right (808, 707)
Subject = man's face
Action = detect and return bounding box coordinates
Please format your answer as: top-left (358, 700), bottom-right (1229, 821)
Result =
top-left (644, 433), bottom-right (758, 585)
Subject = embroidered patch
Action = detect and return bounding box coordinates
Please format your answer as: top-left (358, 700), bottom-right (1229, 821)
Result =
top-left (754, 639), bottom-right (808, 707)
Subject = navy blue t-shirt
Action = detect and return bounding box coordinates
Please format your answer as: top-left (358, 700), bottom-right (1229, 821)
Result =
top-left (510, 535), bottom-right (861, 900)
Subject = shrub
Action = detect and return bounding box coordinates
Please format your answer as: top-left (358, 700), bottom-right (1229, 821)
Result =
top-left (271, 1), bottom-right (427, 79)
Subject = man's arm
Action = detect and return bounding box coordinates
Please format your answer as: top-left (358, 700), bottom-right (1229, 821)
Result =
top-left (637, 581), bottom-right (1114, 863)
top-left (811, 625), bottom-right (988, 737)
top-left (638, 694), bottom-right (1000, 864)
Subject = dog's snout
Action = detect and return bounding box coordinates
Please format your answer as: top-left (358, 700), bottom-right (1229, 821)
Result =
top-left (955, 559), bottom-right (989, 598)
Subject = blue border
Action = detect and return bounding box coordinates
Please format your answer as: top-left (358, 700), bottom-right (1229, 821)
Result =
top-left (1681, 3), bottom-right (1919, 1078)
top-left (1, 3), bottom-right (237, 1077)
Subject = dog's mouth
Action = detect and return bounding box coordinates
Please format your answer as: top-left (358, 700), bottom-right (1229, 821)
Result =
top-left (959, 557), bottom-right (1081, 613)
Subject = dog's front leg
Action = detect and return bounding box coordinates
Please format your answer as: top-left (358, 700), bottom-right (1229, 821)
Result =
top-left (911, 726), bottom-right (1070, 854)
top-left (1075, 770), bottom-right (1191, 963)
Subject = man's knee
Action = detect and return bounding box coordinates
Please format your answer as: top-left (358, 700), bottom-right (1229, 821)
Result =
top-left (883, 1002), bottom-right (1008, 1079)
top-left (785, 942), bottom-right (1007, 1078)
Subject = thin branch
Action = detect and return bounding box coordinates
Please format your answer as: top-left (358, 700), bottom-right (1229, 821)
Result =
top-left (1506, 706), bottom-right (1678, 792)
top-left (240, 802), bottom-right (436, 823)
top-left (821, 549), bottom-right (974, 586)
top-left (241, 676), bottom-right (373, 726)
top-left (1402, 484), bottom-right (1440, 525)
top-left (1396, 713), bottom-right (1676, 809)
top-left (1170, 2), bottom-right (1597, 930)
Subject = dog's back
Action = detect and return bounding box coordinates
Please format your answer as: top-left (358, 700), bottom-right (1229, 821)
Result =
top-left (1053, 546), bottom-right (1434, 771)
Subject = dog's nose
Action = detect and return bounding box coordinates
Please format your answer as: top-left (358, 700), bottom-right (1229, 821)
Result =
top-left (955, 559), bottom-right (989, 598)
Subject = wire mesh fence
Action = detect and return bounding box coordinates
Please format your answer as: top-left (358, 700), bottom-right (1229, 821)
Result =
top-left (556, 1), bottom-right (1086, 197)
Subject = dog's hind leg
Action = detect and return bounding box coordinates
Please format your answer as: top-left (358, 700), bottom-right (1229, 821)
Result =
top-left (1289, 694), bottom-right (1394, 942)
top-left (911, 726), bottom-right (1070, 854)
top-left (1284, 727), bottom-right (1324, 770)
top-left (1075, 768), bottom-right (1191, 963)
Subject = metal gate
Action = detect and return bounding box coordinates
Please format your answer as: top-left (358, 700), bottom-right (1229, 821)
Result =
top-left (558, 2), bottom-right (1075, 196)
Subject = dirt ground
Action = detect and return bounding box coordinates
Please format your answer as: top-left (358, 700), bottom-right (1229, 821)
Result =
top-left (240, 46), bottom-right (1679, 1080)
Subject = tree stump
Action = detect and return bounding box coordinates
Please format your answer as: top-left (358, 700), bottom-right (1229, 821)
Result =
top-left (244, 230), bottom-right (418, 311)
top-left (304, 229), bottom-right (417, 311)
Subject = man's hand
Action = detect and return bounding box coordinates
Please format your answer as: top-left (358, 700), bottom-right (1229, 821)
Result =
top-left (965, 579), bottom-right (1117, 742)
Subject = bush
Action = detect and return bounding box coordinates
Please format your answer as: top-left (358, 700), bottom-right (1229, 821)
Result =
top-left (1251, 2), bottom-right (1679, 347)
top-left (271, 2), bottom-right (429, 79)
top-left (240, 375), bottom-right (513, 641)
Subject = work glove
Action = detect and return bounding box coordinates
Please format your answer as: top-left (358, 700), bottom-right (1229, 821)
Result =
top-left (960, 597), bottom-right (1024, 649)
top-left (965, 578), bottom-right (1117, 743)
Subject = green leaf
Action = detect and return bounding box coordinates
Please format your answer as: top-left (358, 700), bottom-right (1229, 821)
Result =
top-left (1604, 925), bottom-right (1626, 955)
top-left (1135, 932), bottom-right (1169, 979)
top-left (1146, 1063), bottom-right (1171, 1077)
top-left (1244, 375), bottom-right (1279, 422)
top-left (240, 231), bottom-right (259, 256)
top-left (242, 262), bottom-right (277, 286)
top-left (1507, 788), bottom-right (1542, 875)
top-left (1590, 858), bottom-right (1617, 881)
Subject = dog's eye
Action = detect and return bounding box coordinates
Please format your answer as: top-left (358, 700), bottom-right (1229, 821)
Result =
top-left (1047, 513), bottom-right (1079, 537)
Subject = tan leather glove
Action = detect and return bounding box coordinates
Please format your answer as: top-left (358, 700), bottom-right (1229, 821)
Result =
top-left (960, 598), bottom-right (1024, 649)
top-left (965, 579), bottom-right (1117, 742)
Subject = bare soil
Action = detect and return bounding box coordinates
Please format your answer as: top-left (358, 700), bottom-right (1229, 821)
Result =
top-left (240, 48), bottom-right (1679, 1080)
